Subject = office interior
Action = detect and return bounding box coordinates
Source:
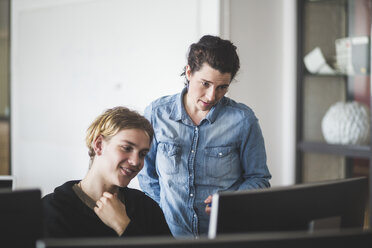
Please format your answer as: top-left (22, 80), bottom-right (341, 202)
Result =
top-left (1, 0), bottom-right (372, 247)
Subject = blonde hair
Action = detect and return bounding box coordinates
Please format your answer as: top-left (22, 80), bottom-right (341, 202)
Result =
top-left (86, 106), bottom-right (153, 164)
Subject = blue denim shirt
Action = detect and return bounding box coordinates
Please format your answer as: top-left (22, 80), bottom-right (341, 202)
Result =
top-left (138, 87), bottom-right (271, 238)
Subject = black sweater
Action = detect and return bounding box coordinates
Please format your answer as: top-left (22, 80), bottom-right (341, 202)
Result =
top-left (42, 180), bottom-right (171, 238)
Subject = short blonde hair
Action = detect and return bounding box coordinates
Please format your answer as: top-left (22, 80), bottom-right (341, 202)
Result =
top-left (86, 106), bottom-right (153, 163)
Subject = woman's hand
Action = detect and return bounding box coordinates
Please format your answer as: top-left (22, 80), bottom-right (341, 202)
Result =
top-left (94, 192), bottom-right (131, 236)
top-left (204, 195), bottom-right (213, 215)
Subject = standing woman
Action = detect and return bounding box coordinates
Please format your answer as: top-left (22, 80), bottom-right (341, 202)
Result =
top-left (138, 35), bottom-right (271, 237)
top-left (42, 106), bottom-right (171, 238)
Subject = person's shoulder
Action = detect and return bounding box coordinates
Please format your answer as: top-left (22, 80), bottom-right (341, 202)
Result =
top-left (123, 187), bottom-right (144, 196)
top-left (146, 93), bottom-right (179, 111)
top-left (42, 192), bottom-right (54, 205)
top-left (123, 187), bottom-right (158, 206)
top-left (222, 97), bottom-right (257, 119)
top-left (123, 187), bottom-right (149, 200)
top-left (42, 180), bottom-right (80, 205)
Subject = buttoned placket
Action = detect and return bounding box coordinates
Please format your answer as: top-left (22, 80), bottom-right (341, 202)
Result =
top-left (188, 125), bottom-right (199, 236)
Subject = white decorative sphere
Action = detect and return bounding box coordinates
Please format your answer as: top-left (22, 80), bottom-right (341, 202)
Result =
top-left (321, 101), bottom-right (370, 145)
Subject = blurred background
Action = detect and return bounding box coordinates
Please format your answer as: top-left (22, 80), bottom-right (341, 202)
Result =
top-left (1, 0), bottom-right (296, 195)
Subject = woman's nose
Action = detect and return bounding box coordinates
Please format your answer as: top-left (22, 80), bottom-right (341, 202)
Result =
top-left (206, 87), bottom-right (216, 102)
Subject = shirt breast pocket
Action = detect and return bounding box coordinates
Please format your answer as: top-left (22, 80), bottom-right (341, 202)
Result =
top-left (157, 143), bottom-right (181, 175)
top-left (204, 146), bottom-right (236, 178)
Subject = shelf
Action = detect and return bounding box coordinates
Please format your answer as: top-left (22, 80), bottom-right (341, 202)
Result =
top-left (307, 0), bottom-right (347, 6)
top-left (0, 117), bottom-right (10, 121)
top-left (298, 141), bottom-right (371, 158)
top-left (304, 72), bottom-right (370, 77)
top-left (305, 72), bottom-right (347, 77)
top-left (297, 0), bottom-right (372, 228)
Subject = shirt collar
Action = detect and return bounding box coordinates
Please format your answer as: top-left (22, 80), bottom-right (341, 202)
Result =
top-left (169, 87), bottom-right (225, 125)
top-left (169, 87), bottom-right (187, 122)
top-left (207, 97), bottom-right (225, 124)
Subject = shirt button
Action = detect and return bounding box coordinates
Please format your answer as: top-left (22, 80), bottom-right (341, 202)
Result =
top-left (218, 152), bottom-right (223, 156)
top-left (195, 127), bottom-right (198, 131)
top-left (189, 174), bottom-right (192, 177)
top-left (190, 193), bottom-right (194, 197)
top-left (191, 150), bottom-right (194, 153)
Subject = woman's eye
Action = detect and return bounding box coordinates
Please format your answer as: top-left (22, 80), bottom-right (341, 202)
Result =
top-left (121, 146), bottom-right (132, 152)
top-left (201, 81), bottom-right (209, 87)
top-left (139, 152), bottom-right (148, 158)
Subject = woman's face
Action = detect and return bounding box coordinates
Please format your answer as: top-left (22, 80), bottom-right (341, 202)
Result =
top-left (186, 63), bottom-right (231, 112)
top-left (96, 128), bottom-right (150, 188)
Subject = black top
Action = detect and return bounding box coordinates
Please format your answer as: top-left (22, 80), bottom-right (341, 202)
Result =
top-left (42, 180), bottom-right (171, 238)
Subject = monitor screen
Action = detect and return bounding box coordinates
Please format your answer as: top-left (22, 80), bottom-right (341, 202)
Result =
top-left (0, 188), bottom-right (43, 248)
top-left (208, 177), bottom-right (368, 238)
top-left (0, 175), bottom-right (14, 190)
top-left (37, 229), bottom-right (372, 248)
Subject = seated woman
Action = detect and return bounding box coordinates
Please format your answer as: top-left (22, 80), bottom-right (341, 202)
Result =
top-left (42, 106), bottom-right (171, 238)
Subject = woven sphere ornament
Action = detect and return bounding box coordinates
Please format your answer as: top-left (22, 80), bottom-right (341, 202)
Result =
top-left (321, 101), bottom-right (370, 145)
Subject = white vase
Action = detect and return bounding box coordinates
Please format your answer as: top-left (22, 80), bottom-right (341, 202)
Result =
top-left (321, 101), bottom-right (370, 145)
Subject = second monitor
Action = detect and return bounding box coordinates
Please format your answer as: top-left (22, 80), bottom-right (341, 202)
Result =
top-left (208, 177), bottom-right (368, 238)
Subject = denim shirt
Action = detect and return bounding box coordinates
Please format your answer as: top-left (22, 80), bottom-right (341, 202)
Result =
top-left (138, 87), bottom-right (271, 238)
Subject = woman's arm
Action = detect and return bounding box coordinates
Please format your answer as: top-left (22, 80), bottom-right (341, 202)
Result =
top-left (238, 118), bottom-right (271, 190)
top-left (138, 105), bottom-right (161, 204)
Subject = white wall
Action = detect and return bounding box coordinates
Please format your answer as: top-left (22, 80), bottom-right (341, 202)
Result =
top-left (226, 0), bottom-right (296, 186)
top-left (11, 0), bottom-right (221, 195)
top-left (11, 0), bottom-right (296, 195)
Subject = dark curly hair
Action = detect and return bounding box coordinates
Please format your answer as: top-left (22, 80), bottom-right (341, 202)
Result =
top-left (181, 35), bottom-right (240, 84)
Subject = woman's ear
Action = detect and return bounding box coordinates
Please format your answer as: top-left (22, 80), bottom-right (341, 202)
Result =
top-left (185, 65), bottom-right (191, 81)
top-left (93, 135), bottom-right (104, 156)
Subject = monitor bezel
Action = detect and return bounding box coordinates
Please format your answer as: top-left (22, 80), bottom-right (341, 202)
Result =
top-left (208, 177), bottom-right (368, 238)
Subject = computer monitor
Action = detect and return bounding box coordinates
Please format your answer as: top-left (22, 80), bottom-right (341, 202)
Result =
top-left (36, 229), bottom-right (372, 248)
top-left (0, 175), bottom-right (14, 190)
top-left (208, 177), bottom-right (368, 238)
top-left (0, 188), bottom-right (43, 248)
